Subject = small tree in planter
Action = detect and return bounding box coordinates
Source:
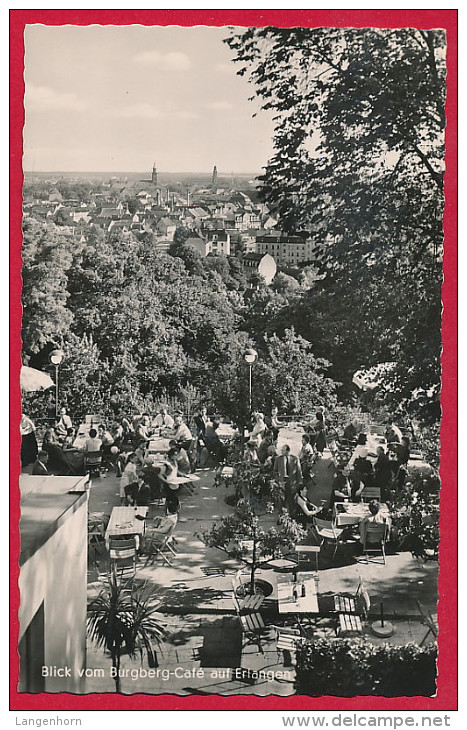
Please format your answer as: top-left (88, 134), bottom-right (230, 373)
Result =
top-left (389, 470), bottom-right (440, 560)
top-left (197, 500), bottom-right (307, 595)
top-left (87, 575), bottom-right (168, 693)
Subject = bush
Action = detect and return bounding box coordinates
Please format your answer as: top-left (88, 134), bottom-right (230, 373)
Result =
top-left (295, 638), bottom-right (437, 697)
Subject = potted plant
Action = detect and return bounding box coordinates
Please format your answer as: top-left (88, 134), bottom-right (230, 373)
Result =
top-left (197, 500), bottom-right (307, 595)
top-left (87, 575), bottom-right (168, 693)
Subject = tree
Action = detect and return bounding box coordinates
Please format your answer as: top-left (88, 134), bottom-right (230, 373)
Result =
top-left (87, 575), bottom-right (167, 693)
top-left (198, 500), bottom-right (306, 594)
top-left (390, 470), bottom-right (440, 560)
top-left (21, 218), bottom-right (73, 355)
top-left (226, 27), bottom-right (445, 423)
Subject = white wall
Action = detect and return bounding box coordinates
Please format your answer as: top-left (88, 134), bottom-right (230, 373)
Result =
top-left (19, 497), bottom-right (88, 692)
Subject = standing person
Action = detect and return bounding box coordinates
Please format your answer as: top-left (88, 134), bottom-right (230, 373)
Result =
top-left (55, 406), bottom-right (73, 441)
top-left (312, 411), bottom-right (326, 455)
top-left (20, 413), bottom-right (38, 467)
top-left (249, 412), bottom-right (267, 446)
top-left (274, 443), bottom-right (303, 515)
top-left (266, 406), bottom-right (281, 441)
top-left (194, 406), bottom-right (209, 443)
top-left (374, 446), bottom-right (393, 489)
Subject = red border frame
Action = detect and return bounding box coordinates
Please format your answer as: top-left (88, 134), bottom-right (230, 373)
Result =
top-left (10, 9), bottom-right (457, 711)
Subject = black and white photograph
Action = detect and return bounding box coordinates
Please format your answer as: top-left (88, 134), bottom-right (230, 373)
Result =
top-left (15, 15), bottom-right (452, 702)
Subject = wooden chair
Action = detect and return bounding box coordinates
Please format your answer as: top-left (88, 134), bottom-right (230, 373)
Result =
top-left (337, 586), bottom-right (371, 637)
top-left (361, 486), bottom-right (382, 502)
top-left (294, 544), bottom-right (320, 571)
top-left (416, 599), bottom-right (438, 646)
top-left (312, 517), bottom-right (346, 561)
top-left (271, 625), bottom-right (307, 666)
top-left (231, 570), bottom-right (266, 653)
top-left (143, 520), bottom-right (178, 566)
top-left (361, 522), bottom-right (388, 564)
top-left (109, 536), bottom-right (138, 582)
top-left (84, 450), bottom-right (102, 476)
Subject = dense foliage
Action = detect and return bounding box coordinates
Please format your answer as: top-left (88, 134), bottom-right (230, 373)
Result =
top-left (226, 27), bottom-right (445, 422)
top-left (295, 637), bottom-right (437, 696)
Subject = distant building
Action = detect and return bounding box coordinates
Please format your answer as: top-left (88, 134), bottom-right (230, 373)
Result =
top-left (212, 165), bottom-right (218, 186)
top-left (18, 474), bottom-right (89, 693)
top-left (242, 252), bottom-right (277, 285)
top-left (256, 233), bottom-right (320, 266)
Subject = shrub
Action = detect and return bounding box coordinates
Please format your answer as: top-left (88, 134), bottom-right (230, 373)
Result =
top-left (295, 638), bottom-right (437, 697)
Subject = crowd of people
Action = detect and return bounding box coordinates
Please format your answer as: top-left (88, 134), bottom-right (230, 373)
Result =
top-left (21, 401), bottom-right (413, 553)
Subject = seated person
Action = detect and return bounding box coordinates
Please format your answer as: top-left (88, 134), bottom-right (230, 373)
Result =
top-left (374, 446), bottom-right (393, 488)
top-left (388, 460), bottom-right (407, 492)
top-left (154, 406), bottom-right (174, 431)
top-left (110, 421), bottom-right (124, 448)
top-left (119, 452), bottom-right (139, 504)
top-left (359, 500), bottom-right (387, 545)
top-left (352, 452), bottom-right (374, 488)
top-left (171, 415), bottom-right (193, 453)
top-left (243, 440), bottom-right (260, 467)
top-left (31, 450), bottom-right (49, 475)
top-left (329, 469), bottom-right (353, 510)
top-left (168, 440), bottom-right (191, 474)
top-left (43, 421), bottom-right (73, 474)
top-left (62, 427), bottom-right (76, 450)
top-left (342, 419), bottom-right (360, 443)
top-left (204, 420), bottom-right (226, 463)
top-left (385, 419), bottom-right (403, 445)
top-left (349, 468), bottom-right (366, 502)
top-left (84, 427), bottom-right (102, 454)
top-left (348, 433), bottom-right (368, 467)
top-left (257, 432), bottom-right (275, 464)
top-left (294, 484), bottom-right (319, 527)
top-left (133, 415), bottom-right (153, 447)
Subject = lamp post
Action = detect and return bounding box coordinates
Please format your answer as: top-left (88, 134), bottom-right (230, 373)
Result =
top-left (243, 348), bottom-right (258, 415)
top-left (49, 349), bottom-right (65, 418)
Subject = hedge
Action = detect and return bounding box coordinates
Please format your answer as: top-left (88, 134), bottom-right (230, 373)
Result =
top-left (295, 638), bottom-right (437, 697)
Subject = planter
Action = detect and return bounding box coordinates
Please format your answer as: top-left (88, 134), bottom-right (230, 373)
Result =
top-left (235, 578), bottom-right (274, 598)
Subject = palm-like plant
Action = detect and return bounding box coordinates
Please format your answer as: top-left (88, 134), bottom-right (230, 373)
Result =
top-left (87, 575), bottom-right (167, 693)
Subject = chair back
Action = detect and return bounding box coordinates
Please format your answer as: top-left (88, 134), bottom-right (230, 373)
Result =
top-left (364, 522), bottom-right (387, 545)
top-left (362, 486), bottom-right (382, 502)
top-left (85, 450), bottom-right (102, 466)
top-left (109, 536), bottom-right (137, 560)
top-left (314, 517), bottom-right (335, 533)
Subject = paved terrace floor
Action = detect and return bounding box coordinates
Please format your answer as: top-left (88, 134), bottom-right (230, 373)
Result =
top-left (85, 425), bottom-right (438, 696)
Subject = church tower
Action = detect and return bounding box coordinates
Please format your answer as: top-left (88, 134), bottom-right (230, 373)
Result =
top-left (151, 162), bottom-right (158, 186)
top-left (212, 165), bottom-right (218, 187)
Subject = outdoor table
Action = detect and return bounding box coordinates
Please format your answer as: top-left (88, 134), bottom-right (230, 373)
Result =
top-left (333, 501), bottom-right (391, 527)
top-left (146, 436), bottom-right (171, 456)
top-left (216, 423), bottom-right (237, 441)
top-left (277, 572), bottom-right (320, 614)
top-left (105, 505), bottom-right (148, 549)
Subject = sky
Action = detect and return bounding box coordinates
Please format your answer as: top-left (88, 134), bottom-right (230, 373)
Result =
top-left (23, 25), bottom-right (275, 173)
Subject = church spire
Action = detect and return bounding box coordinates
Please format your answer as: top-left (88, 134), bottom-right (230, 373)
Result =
top-left (151, 162), bottom-right (158, 186)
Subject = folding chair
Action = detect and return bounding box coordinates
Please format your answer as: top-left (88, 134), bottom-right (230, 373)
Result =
top-left (231, 569), bottom-right (265, 613)
top-left (361, 522), bottom-right (388, 564)
top-left (271, 625), bottom-right (306, 666)
top-left (84, 450), bottom-right (102, 476)
top-left (108, 536), bottom-right (138, 582)
top-left (232, 570), bottom-right (266, 653)
top-left (143, 522), bottom-right (178, 566)
top-left (294, 544), bottom-right (320, 571)
top-left (313, 517), bottom-right (346, 561)
top-left (416, 599), bottom-right (438, 646)
top-left (361, 486), bottom-right (382, 502)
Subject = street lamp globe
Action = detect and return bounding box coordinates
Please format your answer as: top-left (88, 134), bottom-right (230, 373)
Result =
top-left (243, 348), bottom-right (258, 365)
top-left (49, 349), bottom-right (65, 366)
